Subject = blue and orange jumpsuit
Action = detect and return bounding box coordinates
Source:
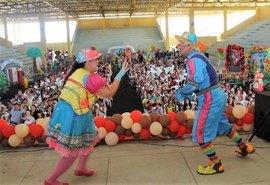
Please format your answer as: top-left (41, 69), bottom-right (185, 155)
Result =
top-left (176, 50), bottom-right (231, 143)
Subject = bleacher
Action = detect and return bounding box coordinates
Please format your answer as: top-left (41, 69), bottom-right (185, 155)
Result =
top-left (207, 19), bottom-right (270, 67)
top-left (0, 44), bottom-right (33, 73)
top-left (72, 26), bottom-right (165, 54)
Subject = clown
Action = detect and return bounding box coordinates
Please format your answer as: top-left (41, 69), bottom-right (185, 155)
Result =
top-left (175, 32), bottom-right (255, 175)
top-left (44, 47), bottom-right (130, 185)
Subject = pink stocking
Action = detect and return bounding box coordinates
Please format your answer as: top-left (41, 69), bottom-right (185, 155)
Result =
top-left (45, 156), bottom-right (76, 185)
top-left (74, 153), bottom-right (95, 176)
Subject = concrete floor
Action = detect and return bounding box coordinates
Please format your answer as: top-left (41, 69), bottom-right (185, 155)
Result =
top-left (1, 133), bottom-right (270, 185)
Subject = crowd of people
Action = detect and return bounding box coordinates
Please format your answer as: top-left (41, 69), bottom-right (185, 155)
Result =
top-left (0, 46), bottom-right (258, 125)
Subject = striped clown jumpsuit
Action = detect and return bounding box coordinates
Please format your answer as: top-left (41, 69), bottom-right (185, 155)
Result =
top-left (176, 50), bottom-right (231, 144)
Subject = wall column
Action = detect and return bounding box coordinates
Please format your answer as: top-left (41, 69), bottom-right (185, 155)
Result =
top-left (39, 14), bottom-right (46, 53)
top-left (3, 16), bottom-right (8, 41)
top-left (223, 9), bottom-right (227, 32)
top-left (66, 14), bottom-right (71, 55)
top-left (165, 10), bottom-right (169, 50)
top-left (189, 9), bottom-right (195, 33)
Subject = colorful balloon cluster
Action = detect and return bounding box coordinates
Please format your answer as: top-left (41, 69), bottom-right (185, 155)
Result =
top-left (0, 118), bottom-right (49, 147)
top-left (225, 105), bottom-right (254, 131)
top-left (95, 110), bottom-right (195, 146)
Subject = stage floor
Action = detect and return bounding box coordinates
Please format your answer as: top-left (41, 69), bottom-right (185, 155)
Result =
top-left (1, 133), bottom-right (270, 185)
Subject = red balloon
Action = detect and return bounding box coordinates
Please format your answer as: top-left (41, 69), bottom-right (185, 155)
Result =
top-left (118, 134), bottom-right (125, 141)
top-left (168, 112), bottom-right (176, 122)
top-left (95, 117), bottom-right (106, 128)
top-left (169, 121), bottom-right (180, 132)
top-left (130, 110), bottom-right (142, 123)
top-left (104, 120), bottom-right (116, 132)
top-left (0, 119), bottom-right (8, 131)
top-left (29, 124), bottom-right (44, 138)
top-left (185, 126), bottom-right (192, 134)
top-left (140, 128), bottom-right (151, 140)
top-left (242, 113), bottom-right (254, 124)
top-left (2, 125), bottom-right (15, 138)
top-left (235, 119), bottom-right (243, 126)
top-left (177, 125), bottom-right (186, 137)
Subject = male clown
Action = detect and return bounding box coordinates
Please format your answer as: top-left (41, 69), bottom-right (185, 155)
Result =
top-left (175, 31), bottom-right (255, 175)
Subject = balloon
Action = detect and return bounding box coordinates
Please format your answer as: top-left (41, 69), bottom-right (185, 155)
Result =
top-left (242, 113), bottom-right (254, 124)
top-left (168, 112), bottom-right (176, 122)
top-left (105, 132), bottom-right (119, 146)
top-left (104, 120), bottom-right (116, 132)
top-left (184, 110), bottom-right (195, 120)
top-left (23, 134), bottom-right (35, 147)
top-left (150, 112), bottom-right (160, 122)
top-left (186, 119), bottom-right (194, 130)
top-left (176, 111), bottom-right (188, 124)
top-left (130, 110), bottom-right (142, 123)
top-left (122, 112), bottom-right (131, 118)
top-left (2, 125), bottom-right (15, 138)
top-left (29, 124), bottom-right (44, 138)
top-left (236, 119), bottom-right (244, 126)
top-left (233, 124), bottom-right (242, 131)
top-left (95, 117), bottom-right (106, 128)
top-left (36, 118), bottom-right (50, 129)
top-left (8, 134), bottom-right (21, 147)
top-left (112, 114), bottom-right (123, 125)
top-left (229, 115), bottom-right (237, 123)
top-left (140, 128), bottom-right (151, 140)
top-left (158, 114), bottom-right (170, 127)
top-left (121, 116), bottom-right (133, 129)
top-left (115, 125), bottom-right (125, 135)
top-left (242, 123), bottom-right (253, 131)
top-left (125, 129), bottom-right (133, 136)
top-left (0, 119), bottom-right (8, 131)
top-left (177, 125), bottom-right (186, 137)
top-left (232, 105), bottom-right (246, 119)
top-left (133, 133), bottom-right (140, 140)
top-left (169, 131), bottom-right (177, 138)
top-left (161, 127), bottom-right (170, 137)
top-left (226, 105), bottom-right (233, 115)
top-left (0, 131), bottom-right (3, 142)
top-left (131, 122), bottom-right (142, 134)
top-left (98, 127), bottom-right (107, 139)
top-left (105, 116), bottom-right (114, 122)
top-left (149, 122), bottom-right (163, 136)
top-left (1, 137), bottom-right (9, 147)
top-left (15, 124), bottom-right (29, 138)
top-left (248, 105), bottom-right (255, 114)
top-left (139, 115), bottom-right (152, 128)
top-left (169, 121), bottom-right (180, 132)
top-left (36, 135), bottom-right (45, 143)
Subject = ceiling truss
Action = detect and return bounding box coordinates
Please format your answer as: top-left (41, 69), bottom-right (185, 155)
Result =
top-left (0, 0), bottom-right (270, 20)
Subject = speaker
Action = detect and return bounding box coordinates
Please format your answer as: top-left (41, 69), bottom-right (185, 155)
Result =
top-left (254, 91), bottom-right (270, 141)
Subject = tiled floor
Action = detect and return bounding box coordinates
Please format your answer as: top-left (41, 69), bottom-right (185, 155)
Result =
top-left (1, 133), bottom-right (270, 185)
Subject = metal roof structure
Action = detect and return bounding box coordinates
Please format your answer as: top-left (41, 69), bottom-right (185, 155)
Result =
top-left (1, 0), bottom-right (270, 20)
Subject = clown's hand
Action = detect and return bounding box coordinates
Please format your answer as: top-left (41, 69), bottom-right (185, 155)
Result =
top-left (175, 89), bottom-right (186, 101)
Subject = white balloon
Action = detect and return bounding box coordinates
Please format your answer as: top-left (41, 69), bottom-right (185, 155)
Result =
top-left (150, 121), bottom-right (163, 136)
top-left (105, 132), bottom-right (119, 146)
top-left (98, 127), bottom-right (107, 139)
top-left (131, 122), bottom-right (142, 133)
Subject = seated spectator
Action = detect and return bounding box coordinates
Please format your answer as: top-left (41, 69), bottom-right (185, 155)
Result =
top-left (10, 102), bottom-right (26, 125)
top-left (21, 111), bottom-right (35, 125)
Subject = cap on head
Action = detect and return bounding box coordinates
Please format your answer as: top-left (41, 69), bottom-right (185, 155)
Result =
top-left (76, 49), bottom-right (87, 63)
top-left (177, 31), bottom-right (198, 45)
top-left (76, 46), bottom-right (103, 64)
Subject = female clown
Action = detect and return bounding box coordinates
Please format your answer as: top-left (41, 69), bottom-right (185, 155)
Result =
top-left (44, 47), bottom-right (130, 185)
